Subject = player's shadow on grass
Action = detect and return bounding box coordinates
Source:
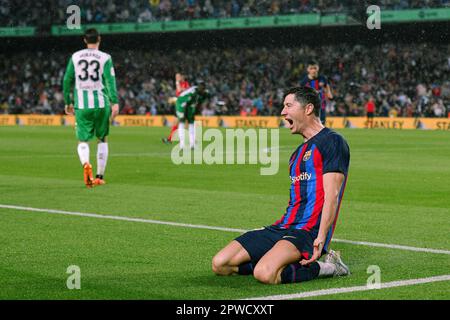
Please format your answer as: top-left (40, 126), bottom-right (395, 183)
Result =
top-left (191, 273), bottom-right (266, 289)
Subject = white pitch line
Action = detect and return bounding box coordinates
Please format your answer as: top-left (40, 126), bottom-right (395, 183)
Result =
top-left (1, 204), bottom-right (449, 256)
top-left (243, 274), bottom-right (450, 300)
top-left (0, 204), bottom-right (246, 233)
top-left (330, 239), bottom-right (450, 256)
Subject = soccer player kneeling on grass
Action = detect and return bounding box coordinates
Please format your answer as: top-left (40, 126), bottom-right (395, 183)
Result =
top-left (63, 28), bottom-right (119, 188)
top-left (212, 86), bottom-right (350, 284)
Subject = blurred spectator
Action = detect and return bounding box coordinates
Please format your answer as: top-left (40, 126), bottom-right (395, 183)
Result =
top-left (366, 96), bottom-right (376, 115)
top-left (431, 99), bottom-right (446, 117)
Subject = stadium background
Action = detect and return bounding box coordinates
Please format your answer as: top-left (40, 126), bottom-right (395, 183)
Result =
top-left (1, 0), bottom-right (449, 129)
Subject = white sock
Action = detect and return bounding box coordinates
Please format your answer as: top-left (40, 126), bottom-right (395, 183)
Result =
top-left (178, 122), bottom-right (185, 149)
top-left (188, 123), bottom-right (195, 148)
top-left (77, 142), bottom-right (90, 165)
top-left (317, 261), bottom-right (336, 277)
top-left (97, 142), bottom-right (108, 177)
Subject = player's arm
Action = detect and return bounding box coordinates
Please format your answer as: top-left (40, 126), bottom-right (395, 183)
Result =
top-left (323, 77), bottom-right (333, 100)
top-left (301, 172), bottom-right (344, 265)
top-left (325, 83), bottom-right (333, 100)
top-left (63, 57), bottom-right (75, 115)
top-left (103, 57), bottom-right (119, 119)
top-left (175, 73), bottom-right (182, 92)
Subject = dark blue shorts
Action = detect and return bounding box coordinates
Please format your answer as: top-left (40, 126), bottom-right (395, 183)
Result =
top-left (235, 226), bottom-right (315, 264)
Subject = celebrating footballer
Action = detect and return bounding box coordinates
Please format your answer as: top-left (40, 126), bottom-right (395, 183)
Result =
top-left (212, 86), bottom-right (350, 285)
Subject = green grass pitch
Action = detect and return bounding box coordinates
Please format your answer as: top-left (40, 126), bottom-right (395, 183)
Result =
top-left (0, 125), bottom-right (449, 300)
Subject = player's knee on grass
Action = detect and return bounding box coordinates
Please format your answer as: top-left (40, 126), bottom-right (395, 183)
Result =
top-left (212, 251), bottom-right (247, 276)
top-left (211, 254), bottom-right (229, 275)
top-left (253, 263), bottom-right (279, 285)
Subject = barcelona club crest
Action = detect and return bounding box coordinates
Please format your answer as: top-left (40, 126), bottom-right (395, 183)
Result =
top-left (303, 150), bottom-right (312, 162)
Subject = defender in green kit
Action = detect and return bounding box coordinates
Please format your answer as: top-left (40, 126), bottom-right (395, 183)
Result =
top-left (63, 28), bottom-right (119, 188)
top-left (175, 81), bottom-right (210, 149)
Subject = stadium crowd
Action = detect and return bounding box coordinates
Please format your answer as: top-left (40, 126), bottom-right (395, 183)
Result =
top-left (1, 0), bottom-right (449, 27)
top-left (1, 43), bottom-right (449, 117)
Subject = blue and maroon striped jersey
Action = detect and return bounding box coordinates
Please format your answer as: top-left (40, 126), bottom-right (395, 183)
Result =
top-left (301, 75), bottom-right (329, 109)
top-left (273, 128), bottom-right (350, 252)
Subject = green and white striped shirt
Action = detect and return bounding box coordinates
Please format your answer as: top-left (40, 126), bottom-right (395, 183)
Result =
top-left (63, 48), bottom-right (118, 110)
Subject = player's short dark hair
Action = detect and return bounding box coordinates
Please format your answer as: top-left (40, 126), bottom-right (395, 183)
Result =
top-left (283, 86), bottom-right (321, 117)
top-left (307, 60), bottom-right (319, 67)
top-left (84, 28), bottom-right (100, 44)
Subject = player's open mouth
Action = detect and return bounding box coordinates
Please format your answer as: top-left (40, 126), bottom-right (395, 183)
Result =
top-left (284, 118), bottom-right (294, 128)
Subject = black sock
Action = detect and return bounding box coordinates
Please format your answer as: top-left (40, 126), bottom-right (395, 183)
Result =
top-left (280, 262), bottom-right (320, 284)
top-left (238, 262), bottom-right (255, 275)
